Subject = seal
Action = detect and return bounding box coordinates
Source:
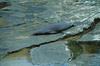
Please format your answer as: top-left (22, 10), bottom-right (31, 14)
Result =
top-left (32, 22), bottom-right (74, 35)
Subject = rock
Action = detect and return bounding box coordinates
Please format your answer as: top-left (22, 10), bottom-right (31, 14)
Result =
top-left (0, 47), bottom-right (8, 60)
top-left (0, 2), bottom-right (10, 9)
top-left (30, 41), bottom-right (70, 65)
top-left (78, 18), bottom-right (100, 42)
top-left (0, 18), bottom-right (8, 27)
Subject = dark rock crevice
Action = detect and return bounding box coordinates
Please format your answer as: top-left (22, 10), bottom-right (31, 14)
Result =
top-left (0, 2), bottom-right (11, 9)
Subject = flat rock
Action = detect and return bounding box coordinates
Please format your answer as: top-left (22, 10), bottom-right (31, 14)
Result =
top-left (0, 57), bottom-right (68, 66)
top-left (30, 41), bottom-right (70, 65)
top-left (0, 0), bottom-right (100, 54)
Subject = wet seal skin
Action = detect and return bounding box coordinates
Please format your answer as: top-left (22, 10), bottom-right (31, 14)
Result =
top-left (0, 2), bottom-right (11, 9)
top-left (32, 22), bottom-right (74, 35)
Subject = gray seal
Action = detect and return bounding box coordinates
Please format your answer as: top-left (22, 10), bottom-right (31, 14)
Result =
top-left (32, 22), bottom-right (74, 35)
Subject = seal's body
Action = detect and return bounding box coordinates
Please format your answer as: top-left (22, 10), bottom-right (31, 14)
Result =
top-left (32, 22), bottom-right (74, 35)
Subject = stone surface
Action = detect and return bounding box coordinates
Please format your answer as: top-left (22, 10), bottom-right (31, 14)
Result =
top-left (78, 23), bottom-right (100, 41)
top-left (0, 0), bottom-right (100, 53)
top-left (30, 41), bottom-right (70, 65)
top-left (0, 0), bottom-right (100, 66)
top-left (68, 54), bottom-right (100, 66)
top-left (0, 44), bottom-right (69, 66)
top-left (0, 57), bottom-right (34, 66)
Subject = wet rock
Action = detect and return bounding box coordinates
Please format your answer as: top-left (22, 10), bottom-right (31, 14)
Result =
top-left (0, 17), bottom-right (99, 54)
top-left (0, 25), bottom-right (63, 52)
top-left (68, 54), bottom-right (100, 66)
top-left (66, 41), bottom-right (83, 61)
top-left (0, 2), bottom-right (10, 9)
top-left (30, 41), bottom-right (70, 65)
top-left (66, 40), bottom-right (100, 66)
top-left (0, 47), bottom-right (8, 60)
top-left (0, 0), bottom-right (100, 58)
top-left (0, 57), bottom-right (33, 66)
top-left (0, 18), bottom-right (8, 27)
top-left (78, 18), bottom-right (100, 42)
